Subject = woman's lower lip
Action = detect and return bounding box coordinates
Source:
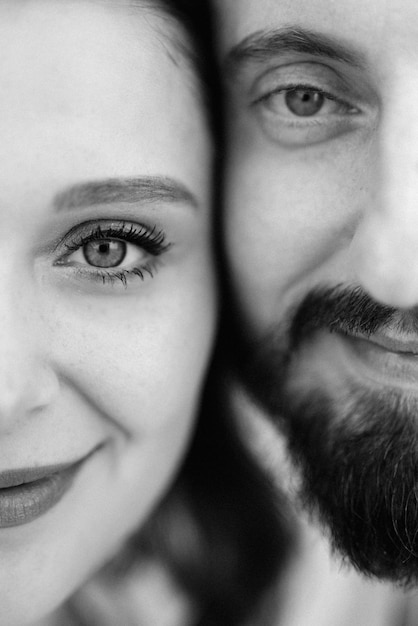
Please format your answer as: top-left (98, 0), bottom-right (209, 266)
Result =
top-left (0, 451), bottom-right (96, 529)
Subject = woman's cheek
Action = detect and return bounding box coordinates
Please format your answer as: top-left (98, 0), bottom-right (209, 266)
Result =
top-left (44, 270), bottom-right (216, 436)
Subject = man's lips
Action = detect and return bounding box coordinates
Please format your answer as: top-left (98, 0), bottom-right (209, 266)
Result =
top-left (329, 330), bottom-right (418, 388)
top-left (349, 332), bottom-right (418, 357)
top-left (289, 328), bottom-right (418, 393)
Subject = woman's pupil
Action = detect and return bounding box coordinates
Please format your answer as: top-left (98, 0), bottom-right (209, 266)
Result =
top-left (286, 89), bottom-right (324, 117)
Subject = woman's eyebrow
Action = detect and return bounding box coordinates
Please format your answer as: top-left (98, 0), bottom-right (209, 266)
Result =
top-left (53, 176), bottom-right (199, 211)
top-left (224, 26), bottom-right (366, 82)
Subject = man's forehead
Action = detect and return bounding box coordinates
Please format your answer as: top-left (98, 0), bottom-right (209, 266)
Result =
top-left (213, 0), bottom-right (418, 66)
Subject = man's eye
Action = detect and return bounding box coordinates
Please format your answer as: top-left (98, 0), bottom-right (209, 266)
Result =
top-left (253, 84), bottom-right (361, 146)
top-left (261, 87), bottom-right (356, 119)
top-left (286, 89), bottom-right (326, 116)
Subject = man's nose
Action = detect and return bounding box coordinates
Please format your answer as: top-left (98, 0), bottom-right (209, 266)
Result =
top-left (0, 288), bottom-right (58, 430)
top-left (351, 94), bottom-right (418, 308)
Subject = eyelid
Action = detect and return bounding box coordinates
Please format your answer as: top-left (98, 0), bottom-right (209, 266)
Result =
top-left (253, 84), bottom-right (359, 117)
top-left (243, 60), bottom-right (379, 148)
top-left (250, 60), bottom-right (363, 108)
top-left (252, 82), bottom-right (366, 147)
top-left (52, 218), bottom-right (171, 288)
top-left (54, 219), bottom-right (167, 254)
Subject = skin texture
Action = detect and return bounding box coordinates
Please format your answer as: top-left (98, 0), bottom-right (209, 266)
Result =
top-left (215, 0), bottom-right (418, 327)
top-left (0, 1), bottom-right (216, 624)
top-left (214, 0), bottom-right (418, 614)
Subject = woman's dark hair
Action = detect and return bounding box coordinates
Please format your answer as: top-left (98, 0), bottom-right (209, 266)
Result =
top-left (136, 2), bottom-right (290, 624)
top-left (154, 0), bottom-right (217, 87)
top-left (91, 2), bottom-right (291, 624)
top-left (135, 0), bottom-right (220, 137)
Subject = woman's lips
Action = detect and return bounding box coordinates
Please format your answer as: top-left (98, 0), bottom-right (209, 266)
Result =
top-left (0, 448), bottom-right (98, 528)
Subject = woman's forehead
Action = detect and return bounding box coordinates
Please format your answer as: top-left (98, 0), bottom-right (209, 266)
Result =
top-left (0, 0), bottom-right (211, 203)
top-left (98, 0), bottom-right (206, 107)
top-left (0, 0), bottom-right (202, 100)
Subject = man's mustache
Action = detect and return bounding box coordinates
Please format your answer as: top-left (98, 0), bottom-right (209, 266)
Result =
top-left (289, 285), bottom-right (411, 349)
top-left (237, 284), bottom-right (416, 410)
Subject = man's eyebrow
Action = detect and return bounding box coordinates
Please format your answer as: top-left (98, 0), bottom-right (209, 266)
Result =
top-left (53, 176), bottom-right (199, 211)
top-left (224, 27), bottom-right (366, 81)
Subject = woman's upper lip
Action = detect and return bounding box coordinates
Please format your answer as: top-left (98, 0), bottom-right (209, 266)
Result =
top-left (345, 331), bottom-right (418, 356)
top-left (0, 446), bottom-right (100, 489)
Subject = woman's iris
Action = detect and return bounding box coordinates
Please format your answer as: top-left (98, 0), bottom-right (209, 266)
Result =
top-left (83, 240), bottom-right (127, 268)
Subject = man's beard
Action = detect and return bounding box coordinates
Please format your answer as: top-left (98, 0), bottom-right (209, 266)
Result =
top-left (238, 284), bottom-right (418, 586)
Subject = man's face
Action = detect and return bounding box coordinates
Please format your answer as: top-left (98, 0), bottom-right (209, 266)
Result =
top-left (215, 0), bottom-right (418, 585)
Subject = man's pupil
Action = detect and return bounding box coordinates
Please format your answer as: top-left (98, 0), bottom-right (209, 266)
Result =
top-left (286, 89), bottom-right (324, 117)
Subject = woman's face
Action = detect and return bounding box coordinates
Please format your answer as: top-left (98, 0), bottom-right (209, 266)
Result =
top-left (0, 1), bottom-right (216, 623)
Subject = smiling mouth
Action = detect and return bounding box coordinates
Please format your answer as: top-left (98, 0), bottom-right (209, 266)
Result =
top-left (0, 447), bottom-right (99, 528)
top-left (332, 329), bottom-right (418, 387)
top-left (353, 332), bottom-right (418, 356)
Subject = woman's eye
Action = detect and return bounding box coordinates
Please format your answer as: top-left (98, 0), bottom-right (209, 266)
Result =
top-left (55, 221), bottom-right (170, 287)
top-left (67, 238), bottom-right (143, 269)
top-left (85, 240), bottom-right (126, 268)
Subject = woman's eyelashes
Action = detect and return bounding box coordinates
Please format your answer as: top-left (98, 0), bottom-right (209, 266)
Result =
top-left (55, 220), bottom-right (171, 287)
top-left (251, 64), bottom-right (363, 146)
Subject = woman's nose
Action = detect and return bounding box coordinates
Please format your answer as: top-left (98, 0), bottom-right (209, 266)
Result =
top-left (351, 88), bottom-right (418, 309)
top-left (0, 288), bottom-right (59, 429)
